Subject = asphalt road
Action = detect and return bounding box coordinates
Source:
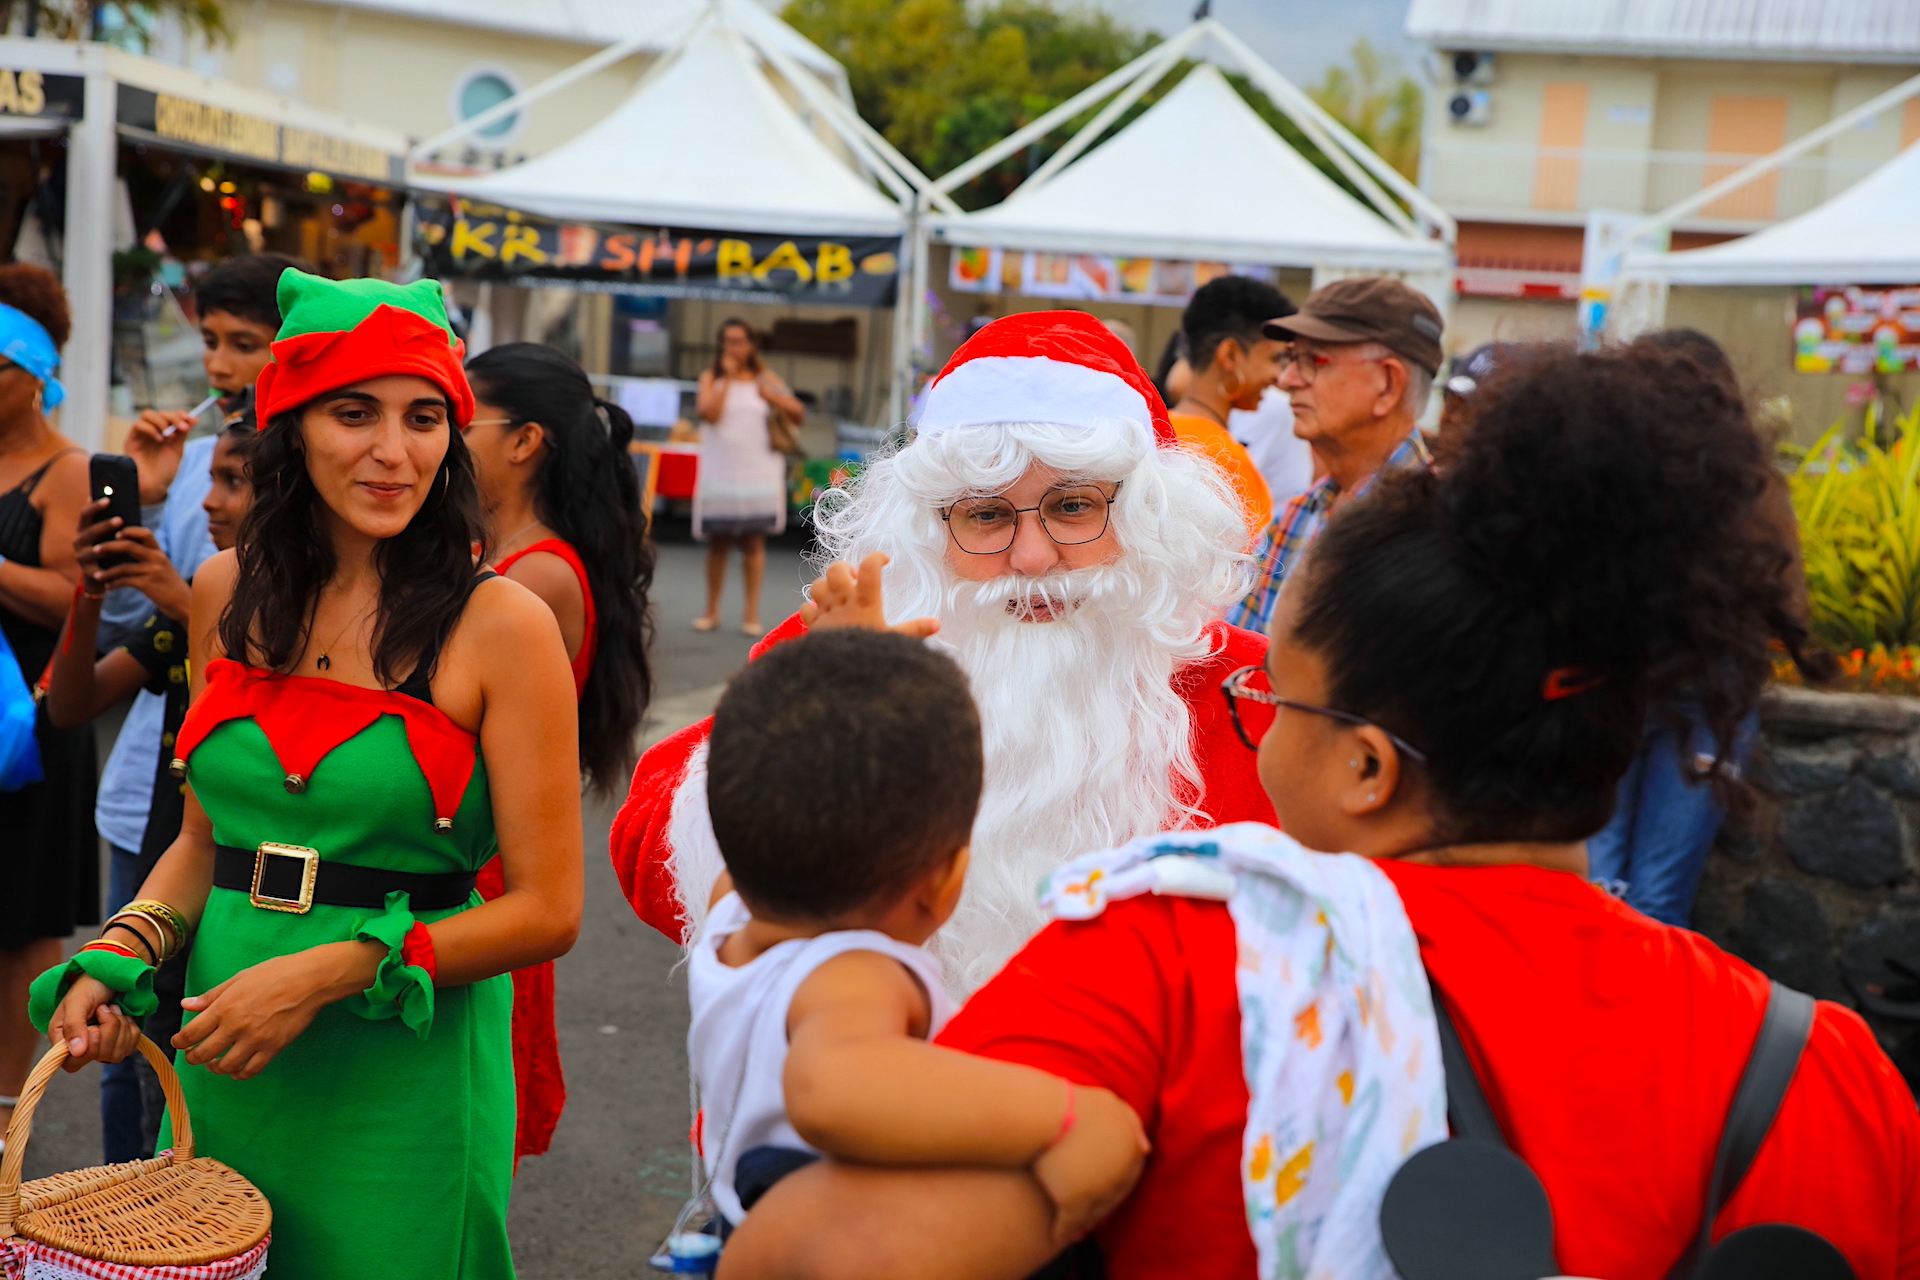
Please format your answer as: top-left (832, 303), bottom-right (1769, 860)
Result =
top-left (20, 525), bottom-right (816, 1278)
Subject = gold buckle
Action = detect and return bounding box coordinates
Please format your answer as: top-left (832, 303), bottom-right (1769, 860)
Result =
top-left (250, 842), bottom-right (319, 914)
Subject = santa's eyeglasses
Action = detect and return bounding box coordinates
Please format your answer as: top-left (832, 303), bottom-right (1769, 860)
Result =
top-left (939, 482), bottom-right (1121, 556)
top-left (1221, 665), bottom-right (1429, 761)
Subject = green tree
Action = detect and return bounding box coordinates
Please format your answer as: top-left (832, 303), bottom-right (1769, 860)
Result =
top-left (784, 0), bottom-right (1154, 208)
top-left (0, 0), bottom-right (231, 48)
top-left (1307, 37), bottom-right (1422, 180)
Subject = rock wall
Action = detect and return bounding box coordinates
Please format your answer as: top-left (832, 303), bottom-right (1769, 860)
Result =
top-left (1694, 686), bottom-right (1920, 1088)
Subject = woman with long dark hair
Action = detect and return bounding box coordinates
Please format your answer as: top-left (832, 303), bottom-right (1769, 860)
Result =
top-left (464, 340), bottom-right (655, 1162)
top-left (719, 341), bottom-right (1919, 1279)
top-left (36, 271), bottom-right (582, 1279)
top-left (693, 318), bottom-right (802, 636)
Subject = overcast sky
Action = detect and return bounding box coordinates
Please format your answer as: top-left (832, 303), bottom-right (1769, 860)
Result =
top-left (1091, 0), bottom-right (1426, 88)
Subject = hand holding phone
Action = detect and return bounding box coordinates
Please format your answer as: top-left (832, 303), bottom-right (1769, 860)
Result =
top-left (88, 454), bottom-right (142, 571)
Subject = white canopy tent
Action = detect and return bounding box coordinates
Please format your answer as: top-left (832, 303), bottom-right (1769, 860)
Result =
top-left (1625, 140), bottom-right (1920, 287)
top-left (908, 16), bottom-right (1453, 401)
top-left (411, 0), bottom-right (950, 421)
top-left (412, 12), bottom-right (903, 235)
top-left (937, 63), bottom-right (1448, 273)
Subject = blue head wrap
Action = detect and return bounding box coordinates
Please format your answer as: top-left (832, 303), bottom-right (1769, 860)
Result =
top-left (0, 302), bottom-right (63, 410)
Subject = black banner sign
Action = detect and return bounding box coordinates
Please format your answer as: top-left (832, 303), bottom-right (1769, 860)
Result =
top-left (413, 198), bottom-right (899, 307)
top-left (116, 85), bottom-right (405, 184)
top-left (0, 70), bottom-right (83, 120)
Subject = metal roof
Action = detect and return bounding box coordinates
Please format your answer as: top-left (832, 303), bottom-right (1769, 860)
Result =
top-left (295, 0), bottom-right (846, 82)
top-left (1405, 0), bottom-right (1920, 62)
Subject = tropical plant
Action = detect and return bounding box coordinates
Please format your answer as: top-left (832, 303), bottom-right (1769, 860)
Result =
top-left (1788, 404), bottom-right (1920, 651)
top-left (1307, 38), bottom-right (1423, 181)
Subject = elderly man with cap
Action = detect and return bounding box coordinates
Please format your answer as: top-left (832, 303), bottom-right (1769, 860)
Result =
top-left (1226, 277), bottom-right (1443, 634)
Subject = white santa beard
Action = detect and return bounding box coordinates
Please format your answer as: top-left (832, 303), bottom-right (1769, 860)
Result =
top-left (666, 422), bottom-right (1252, 992)
top-left (927, 564), bottom-right (1202, 993)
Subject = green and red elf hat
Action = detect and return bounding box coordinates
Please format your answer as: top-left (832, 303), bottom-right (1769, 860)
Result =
top-left (254, 270), bottom-right (476, 426)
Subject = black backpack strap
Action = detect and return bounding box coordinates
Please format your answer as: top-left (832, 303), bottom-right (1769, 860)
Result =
top-left (1666, 982), bottom-right (1816, 1280)
top-left (1430, 989), bottom-right (1508, 1147)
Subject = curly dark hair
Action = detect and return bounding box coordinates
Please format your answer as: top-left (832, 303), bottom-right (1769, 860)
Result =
top-left (466, 343), bottom-right (656, 794)
top-left (1289, 342), bottom-right (1789, 843)
top-left (0, 263), bottom-right (70, 347)
top-left (221, 406), bottom-right (489, 687)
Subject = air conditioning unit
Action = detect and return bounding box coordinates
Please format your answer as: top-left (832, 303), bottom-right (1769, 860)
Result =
top-left (1448, 90), bottom-right (1492, 126)
top-left (1452, 50), bottom-right (1496, 84)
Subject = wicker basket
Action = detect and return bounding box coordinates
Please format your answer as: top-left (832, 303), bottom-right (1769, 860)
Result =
top-left (0, 1036), bottom-right (271, 1279)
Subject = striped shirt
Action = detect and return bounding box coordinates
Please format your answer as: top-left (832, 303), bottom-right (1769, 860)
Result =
top-left (1225, 429), bottom-right (1433, 633)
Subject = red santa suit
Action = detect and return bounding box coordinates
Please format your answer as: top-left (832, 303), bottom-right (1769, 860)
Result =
top-left (611, 311), bottom-right (1277, 976)
top-left (611, 612), bottom-right (1273, 940)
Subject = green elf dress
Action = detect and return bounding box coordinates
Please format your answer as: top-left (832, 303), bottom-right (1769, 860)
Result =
top-left (31, 273), bottom-right (515, 1279)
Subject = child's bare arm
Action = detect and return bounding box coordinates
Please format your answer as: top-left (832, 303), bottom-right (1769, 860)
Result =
top-left (784, 950), bottom-right (1064, 1164)
top-left (783, 951), bottom-right (1148, 1244)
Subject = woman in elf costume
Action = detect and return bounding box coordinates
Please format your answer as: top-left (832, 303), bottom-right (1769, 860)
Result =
top-left (31, 271), bottom-right (583, 1279)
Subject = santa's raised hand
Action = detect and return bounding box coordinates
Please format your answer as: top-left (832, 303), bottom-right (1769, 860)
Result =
top-left (799, 552), bottom-right (940, 639)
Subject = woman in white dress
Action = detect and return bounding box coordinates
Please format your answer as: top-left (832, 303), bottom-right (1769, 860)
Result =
top-left (692, 319), bottom-right (802, 637)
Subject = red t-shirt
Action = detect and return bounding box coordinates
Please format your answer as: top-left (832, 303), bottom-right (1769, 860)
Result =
top-left (1378, 862), bottom-right (1920, 1280)
top-left (941, 867), bottom-right (1920, 1280)
top-left (939, 895), bottom-right (1252, 1279)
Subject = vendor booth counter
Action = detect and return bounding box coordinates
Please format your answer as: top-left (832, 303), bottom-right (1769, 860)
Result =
top-left (0, 37), bottom-right (408, 449)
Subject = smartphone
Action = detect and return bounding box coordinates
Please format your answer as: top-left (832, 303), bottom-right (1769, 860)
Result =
top-left (89, 453), bottom-right (143, 570)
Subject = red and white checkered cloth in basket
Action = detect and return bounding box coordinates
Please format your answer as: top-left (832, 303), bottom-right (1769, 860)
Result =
top-left (0, 1236), bottom-right (269, 1280)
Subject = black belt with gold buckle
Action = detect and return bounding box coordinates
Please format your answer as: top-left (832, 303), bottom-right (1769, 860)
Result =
top-left (213, 844), bottom-right (477, 915)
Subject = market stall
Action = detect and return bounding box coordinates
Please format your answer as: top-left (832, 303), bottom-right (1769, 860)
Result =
top-left (0, 36), bottom-right (409, 448)
top-left (914, 16), bottom-right (1453, 382)
top-left (411, 0), bottom-right (940, 456)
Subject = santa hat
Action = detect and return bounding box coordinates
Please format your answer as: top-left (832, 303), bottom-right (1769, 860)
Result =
top-left (255, 270), bottom-right (475, 426)
top-left (916, 311), bottom-right (1174, 448)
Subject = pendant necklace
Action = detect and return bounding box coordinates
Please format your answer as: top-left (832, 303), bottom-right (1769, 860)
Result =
top-left (312, 600), bottom-right (374, 673)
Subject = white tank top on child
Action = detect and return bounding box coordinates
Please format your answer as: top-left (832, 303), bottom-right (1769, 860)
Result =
top-left (687, 892), bottom-right (957, 1225)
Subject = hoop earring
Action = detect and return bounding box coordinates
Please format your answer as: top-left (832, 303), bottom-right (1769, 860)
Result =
top-left (437, 467), bottom-right (450, 500)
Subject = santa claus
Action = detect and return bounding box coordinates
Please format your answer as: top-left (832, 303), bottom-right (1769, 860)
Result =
top-left (611, 310), bottom-right (1275, 991)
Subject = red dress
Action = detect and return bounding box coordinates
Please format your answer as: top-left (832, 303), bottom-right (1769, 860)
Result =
top-left (480, 537), bottom-right (599, 1163)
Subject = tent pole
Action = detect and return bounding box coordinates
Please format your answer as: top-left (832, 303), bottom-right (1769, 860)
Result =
top-left (931, 34), bottom-right (1197, 197)
top-left (407, 9), bottom-right (706, 161)
top-left (1626, 68), bottom-right (1920, 245)
top-left (730, 0), bottom-right (961, 215)
top-left (1022, 26), bottom-right (1204, 193)
top-left (1201, 22), bottom-right (1422, 239)
top-left (1203, 21), bottom-right (1454, 241)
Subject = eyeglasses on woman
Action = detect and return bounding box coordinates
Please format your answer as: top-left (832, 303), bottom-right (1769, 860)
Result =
top-left (1220, 664), bottom-right (1429, 761)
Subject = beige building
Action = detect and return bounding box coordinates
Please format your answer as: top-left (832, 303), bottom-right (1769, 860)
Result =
top-left (1406, 0), bottom-right (1920, 410)
top-left (144, 0), bottom-right (846, 173)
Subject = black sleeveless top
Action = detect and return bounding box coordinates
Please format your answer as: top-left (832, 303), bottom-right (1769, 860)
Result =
top-left (393, 569), bottom-right (497, 707)
top-left (0, 450), bottom-right (81, 675)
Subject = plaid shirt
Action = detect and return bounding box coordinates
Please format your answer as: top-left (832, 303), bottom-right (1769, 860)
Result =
top-left (1226, 430), bottom-right (1433, 633)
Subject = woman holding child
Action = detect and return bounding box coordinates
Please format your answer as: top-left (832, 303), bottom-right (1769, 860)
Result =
top-left (721, 340), bottom-right (1920, 1278)
top-left (33, 271), bottom-right (583, 1279)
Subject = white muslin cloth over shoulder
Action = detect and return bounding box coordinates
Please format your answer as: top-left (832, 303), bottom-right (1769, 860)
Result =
top-left (1039, 822), bottom-right (1447, 1280)
top-left (687, 892), bottom-right (956, 1226)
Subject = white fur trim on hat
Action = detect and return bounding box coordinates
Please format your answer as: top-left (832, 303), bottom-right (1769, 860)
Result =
top-left (917, 355), bottom-right (1152, 443)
